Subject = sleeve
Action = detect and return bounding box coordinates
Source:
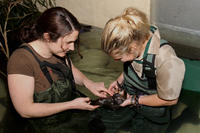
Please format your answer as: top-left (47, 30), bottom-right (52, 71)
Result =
top-left (7, 50), bottom-right (34, 77)
top-left (156, 46), bottom-right (185, 100)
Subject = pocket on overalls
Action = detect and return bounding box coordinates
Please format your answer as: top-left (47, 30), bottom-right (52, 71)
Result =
top-left (34, 79), bottom-right (74, 103)
top-left (34, 87), bottom-right (53, 103)
top-left (52, 80), bottom-right (73, 101)
top-left (31, 80), bottom-right (74, 129)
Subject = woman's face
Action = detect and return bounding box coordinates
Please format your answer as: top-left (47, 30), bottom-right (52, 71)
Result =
top-left (111, 42), bottom-right (139, 62)
top-left (111, 52), bottom-right (136, 62)
top-left (49, 30), bottom-right (79, 57)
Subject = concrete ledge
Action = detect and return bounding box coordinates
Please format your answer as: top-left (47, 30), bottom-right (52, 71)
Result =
top-left (157, 23), bottom-right (200, 49)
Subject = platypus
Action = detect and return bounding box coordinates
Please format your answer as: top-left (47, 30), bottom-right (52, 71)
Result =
top-left (90, 93), bottom-right (125, 109)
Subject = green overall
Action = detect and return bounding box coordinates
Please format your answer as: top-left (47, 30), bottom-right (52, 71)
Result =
top-left (122, 40), bottom-right (170, 133)
top-left (23, 46), bottom-right (90, 133)
top-left (89, 27), bottom-right (170, 133)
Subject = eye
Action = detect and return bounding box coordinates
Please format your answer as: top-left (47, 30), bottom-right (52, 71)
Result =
top-left (65, 41), bottom-right (73, 45)
top-left (114, 58), bottom-right (121, 61)
top-left (74, 39), bottom-right (79, 45)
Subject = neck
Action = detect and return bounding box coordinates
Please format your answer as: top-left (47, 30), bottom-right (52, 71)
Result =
top-left (29, 40), bottom-right (52, 58)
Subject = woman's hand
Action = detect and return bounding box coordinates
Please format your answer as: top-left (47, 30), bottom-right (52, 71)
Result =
top-left (87, 82), bottom-right (112, 98)
top-left (71, 97), bottom-right (99, 111)
top-left (108, 73), bottom-right (124, 95)
top-left (70, 62), bottom-right (112, 97)
top-left (108, 81), bottom-right (122, 95)
top-left (120, 94), bottom-right (132, 107)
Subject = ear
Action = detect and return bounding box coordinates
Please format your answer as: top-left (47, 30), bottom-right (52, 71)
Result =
top-left (128, 44), bottom-right (136, 53)
top-left (43, 33), bottom-right (50, 42)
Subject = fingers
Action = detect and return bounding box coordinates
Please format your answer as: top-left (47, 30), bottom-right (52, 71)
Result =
top-left (81, 97), bottom-right (99, 110)
top-left (108, 87), bottom-right (115, 95)
top-left (108, 83), bottom-right (117, 91)
top-left (120, 99), bottom-right (128, 107)
top-left (108, 81), bottom-right (119, 94)
top-left (127, 94), bottom-right (131, 98)
top-left (87, 100), bottom-right (99, 110)
top-left (108, 85), bottom-right (118, 94)
top-left (99, 92), bottom-right (108, 97)
top-left (120, 103), bottom-right (126, 107)
top-left (95, 87), bottom-right (113, 97)
top-left (90, 105), bottom-right (99, 110)
top-left (83, 97), bottom-right (90, 102)
top-left (103, 89), bottom-right (113, 96)
top-left (83, 104), bottom-right (99, 111)
top-left (96, 92), bottom-right (109, 98)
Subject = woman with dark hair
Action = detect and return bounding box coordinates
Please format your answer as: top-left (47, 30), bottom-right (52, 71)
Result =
top-left (7, 7), bottom-right (111, 133)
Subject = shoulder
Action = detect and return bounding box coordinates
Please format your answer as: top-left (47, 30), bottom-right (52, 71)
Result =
top-left (155, 44), bottom-right (185, 100)
top-left (8, 47), bottom-right (34, 65)
top-left (7, 47), bottom-right (35, 76)
top-left (156, 44), bottom-right (185, 69)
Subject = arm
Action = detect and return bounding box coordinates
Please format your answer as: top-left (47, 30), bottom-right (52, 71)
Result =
top-left (122, 46), bottom-right (185, 107)
top-left (70, 61), bottom-right (112, 97)
top-left (8, 74), bottom-right (97, 118)
top-left (121, 93), bottom-right (178, 107)
top-left (138, 94), bottom-right (178, 106)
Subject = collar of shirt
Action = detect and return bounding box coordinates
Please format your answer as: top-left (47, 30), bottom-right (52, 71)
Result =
top-left (131, 26), bottom-right (161, 77)
top-left (148, 25), bottom-right (161, 55)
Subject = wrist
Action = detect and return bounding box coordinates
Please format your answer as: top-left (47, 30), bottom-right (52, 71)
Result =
top-left (135, 95), bottom-right (140, 106)
top-left (131, 95), bottom-right (140, 106)
top-left (131, 95), bottom-right (136, 105)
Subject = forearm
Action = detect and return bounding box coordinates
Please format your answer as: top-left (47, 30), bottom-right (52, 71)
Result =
top-left (18, 101), bottom-right (76, 118)
top-left (71, 63), bottom-right (92, 87)
top-left (71, 62), bottom-right (110, 97)
top-left (8, 74), bottom-right (92, 119)
top-left (71, 64), bottom-right (98, 93)
top-left (138, 94), bottom-right (178, 106)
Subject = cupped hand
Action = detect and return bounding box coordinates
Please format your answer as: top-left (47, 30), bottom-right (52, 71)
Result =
top-left (72, 97), bottom-right (99, 111)
top-left (108, 81), bottom-right (120, 95)
top-left (120, 94), bottom-right (132, 107)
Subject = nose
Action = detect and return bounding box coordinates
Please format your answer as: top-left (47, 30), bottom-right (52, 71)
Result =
top-left (69, 44), bottom-right (75, 51)
top-left (63, 43), bottom-right (75, 51)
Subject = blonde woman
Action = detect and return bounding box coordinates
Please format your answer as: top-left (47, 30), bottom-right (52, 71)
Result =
top-left (91, 7), bottom-right (185, 133)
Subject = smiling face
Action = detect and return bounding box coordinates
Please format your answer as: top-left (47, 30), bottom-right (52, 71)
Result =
top-left (49, 30), bottom-right (79, 57)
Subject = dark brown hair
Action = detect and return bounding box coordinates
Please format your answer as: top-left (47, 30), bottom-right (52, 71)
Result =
top-left (20, 7), bottom-right (81, 43)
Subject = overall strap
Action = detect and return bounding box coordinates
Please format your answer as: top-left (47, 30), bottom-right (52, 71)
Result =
top-left (132, 28), bottom-right (157, 90)
top-left (160, 39), bottom-right (169, 47)
top-left (66, 53), bottom-right (72, 69)
top-left (140, 26), bottom-right (169, 90)
top-left (64, 53), bottom-right (87, 97)
top-left (143, 54), bottom-right (156, 90)
top-left (21, 46), bottom-right (54, 84)
top-left (142, 39), bottom-right (170, 90)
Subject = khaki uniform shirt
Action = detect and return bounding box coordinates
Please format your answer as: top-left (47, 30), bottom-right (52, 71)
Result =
top-left (131, 26), bottom-right (185, 100)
